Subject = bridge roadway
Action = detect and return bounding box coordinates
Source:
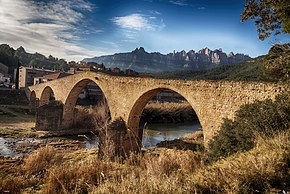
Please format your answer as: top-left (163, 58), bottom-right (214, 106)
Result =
top-left (28, 71), bottom-right (288, 152)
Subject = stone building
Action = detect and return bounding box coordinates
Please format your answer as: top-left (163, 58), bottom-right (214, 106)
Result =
top-left (68, 65), bottom-right (104, 74)
top-left (18, 66), bottom-right (55, 88)
top-left (34, 72), bottom-right (71, 85)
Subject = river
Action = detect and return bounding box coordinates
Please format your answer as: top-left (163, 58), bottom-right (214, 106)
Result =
top-left (142, 122), bottom-right (202, 147)
top-left (0, 122), bottom-right (202, 157)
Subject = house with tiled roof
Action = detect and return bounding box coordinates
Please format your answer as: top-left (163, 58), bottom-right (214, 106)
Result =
top-left (34, 72), bottom-right (71, 85)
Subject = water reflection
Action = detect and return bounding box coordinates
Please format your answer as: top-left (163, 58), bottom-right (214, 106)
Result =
top-left (142, 122), bottom-right (202, 147)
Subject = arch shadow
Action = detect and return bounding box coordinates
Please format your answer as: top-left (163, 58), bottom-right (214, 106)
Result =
top-left (39, 86), bottom-right (55, 106)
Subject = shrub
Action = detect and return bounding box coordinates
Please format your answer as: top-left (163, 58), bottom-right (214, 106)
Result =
top-left (262, 43), bottom-right (290, 82)
top-left (74, 100), bottom-right (111, 129)
top-left (208, 93), bottom-right (290, 161)
top-left (193, 131), bottom-right (290, 193)
top-left (98, 117), bottom-right (128, 160)
top-left (22, 146), bottom-right (63, 175)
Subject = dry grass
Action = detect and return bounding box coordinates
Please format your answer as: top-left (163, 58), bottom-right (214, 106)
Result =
top-left (192, 131), bottom-right (290, 193)
top-left (45, 159), bottom-right (127, 194)
top-left (74, 101), bottom-right (110, 129)
top-left (0, 125), bottom-right (37, 138)
top-left (90, 148), bottom-right (203, 194)
top-left (143, 148), bottom-right (202, 176)
top-left (22, 145), bottom-right (63, 175)
top-left (1, 131), bottom-right (289, 193)
top-left (182, 130), bottom-right (204, 140)
top-left (0, 175), bottom-right (25, 194)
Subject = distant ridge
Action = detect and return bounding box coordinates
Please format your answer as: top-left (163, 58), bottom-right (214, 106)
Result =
top-left (83, 47), bottom-right (251, 72)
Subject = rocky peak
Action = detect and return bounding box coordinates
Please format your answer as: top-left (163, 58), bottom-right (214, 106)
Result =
top-left (133, 47), bottom-right (146, 54)
top-left (16, 46), bottom-right (26, 53)
top-left (228, 52), bottom-right (234, 57)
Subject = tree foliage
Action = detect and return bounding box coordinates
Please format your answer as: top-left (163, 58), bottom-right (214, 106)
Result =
top-left (208, 93), bottom-right (290, 162)
top-left (262, 43), bottom-right (290, 82)
top-left (0, 44), bottom-right (71, 75)
top-left (241, 0), bottom-right (290, 40)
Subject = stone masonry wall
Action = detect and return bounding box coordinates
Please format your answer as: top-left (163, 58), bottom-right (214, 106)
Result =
top-left (29, 72), bottom-right (289, 150)
top-left (35, 101), bottom-right (63, 131)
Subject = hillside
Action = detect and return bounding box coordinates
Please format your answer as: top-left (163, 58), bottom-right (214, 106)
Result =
top-left (147, 56), bottom-right (264, 81)
top-left (0, 44), bottom-right (72, 76)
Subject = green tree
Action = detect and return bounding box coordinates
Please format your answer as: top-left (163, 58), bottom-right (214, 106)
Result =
top-left (241, 0), bottom-right (290, 40)
top-left (262, 43), bottom-right (290, 82)
top-left (29, 59), bottom-right (37, 67)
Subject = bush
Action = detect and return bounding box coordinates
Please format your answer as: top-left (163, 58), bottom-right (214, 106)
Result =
top-left (208, 93), bottom-right (290, 161)
top-left (22, 146), bottom-right (63, 175)
top-left (194, 131), bottom-right (290, 193)
top-left (74, 101), bottom-right (111, 129)
top-left (262, 43), bottom-right (290, 82)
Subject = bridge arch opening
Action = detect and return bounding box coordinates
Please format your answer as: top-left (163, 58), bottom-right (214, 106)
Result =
top-left (128, 88), bottom-right (202, 149)
top-left (62, 79), bottom-right (111, 130)
top-left (39, 86), bottom-right (55, 106)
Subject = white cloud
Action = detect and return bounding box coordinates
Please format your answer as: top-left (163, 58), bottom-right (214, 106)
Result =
top-left (112, 14), bottom-right (155, 31)
top-left (0, 0), bottom-right (104, 61)
top-left (198, 7), bottom-right (206, 10)
top-left (169, 0), bottom-right (188, 6)
top-left (111, 13), bottom-right (166, 42)
top-left (149, 10), bottom-right (162, 15)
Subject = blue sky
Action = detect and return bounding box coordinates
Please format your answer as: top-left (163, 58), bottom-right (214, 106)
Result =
top-left (0, 0), bottom-right (288, 61)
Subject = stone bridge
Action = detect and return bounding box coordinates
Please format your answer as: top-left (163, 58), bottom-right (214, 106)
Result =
top-left (28, 72), bottom-right (288, 152)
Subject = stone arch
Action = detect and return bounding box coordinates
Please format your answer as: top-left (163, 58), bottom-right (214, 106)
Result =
top-left (61, 78), bottom-right (111, 129)
top-left (29, 91), bottom-right (38, 112)
top-left (39, 86), bottom-right (55, 106)
top-left (127, 87), bottom-right (203, 149)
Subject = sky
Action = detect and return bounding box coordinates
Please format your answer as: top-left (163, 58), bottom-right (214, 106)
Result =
top-left (0, 0), bottom-right (289, 61)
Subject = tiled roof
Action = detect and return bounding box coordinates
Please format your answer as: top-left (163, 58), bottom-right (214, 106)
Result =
top-left (43, 72), bottom-right (71, 80)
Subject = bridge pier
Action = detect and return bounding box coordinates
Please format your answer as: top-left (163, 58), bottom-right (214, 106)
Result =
top-left (35, 101), bottom-right (64, 131)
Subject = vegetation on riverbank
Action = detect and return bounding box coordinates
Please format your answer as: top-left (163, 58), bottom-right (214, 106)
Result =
top-left (1, 94), bottom-right (289, 193)
top-left (142, 101), bottom-right (198, 123)
top-left (0, 129), bottom-right (289, 193)
top-left (208, 93), bottom-right (290, 161)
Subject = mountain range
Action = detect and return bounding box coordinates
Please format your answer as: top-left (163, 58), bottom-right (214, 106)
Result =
top-left (0, 44), bottom-right (72, 76)
top-left (83, 47), bottom-right (251, 72)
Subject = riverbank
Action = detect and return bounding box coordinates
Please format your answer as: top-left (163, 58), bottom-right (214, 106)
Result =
top-left (1, 131), bottom-right (289, 193)
top-left (0, 104), bottom-right (36, 138)
top-left (1, 95), bottom-right (288, 193)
